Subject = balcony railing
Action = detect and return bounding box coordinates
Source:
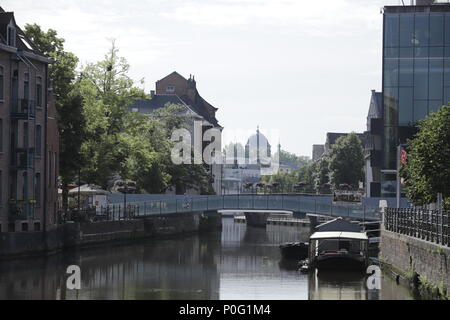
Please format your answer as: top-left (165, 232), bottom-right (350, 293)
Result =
top-left (10, 148), bottom-right (34, 169)
top-left (8, 201), bottom-right (34, 222)
top-left (10, 98), bottom-right (36, 119)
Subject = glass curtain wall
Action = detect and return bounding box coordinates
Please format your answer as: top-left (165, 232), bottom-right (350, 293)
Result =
top-left (383, 11), bottom-right (450, 169)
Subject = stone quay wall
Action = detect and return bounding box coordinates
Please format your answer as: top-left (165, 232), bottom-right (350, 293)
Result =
top-left (0, 211), bottom-right (221, 259)
top-left (380, 229), bottom-right (450, 299)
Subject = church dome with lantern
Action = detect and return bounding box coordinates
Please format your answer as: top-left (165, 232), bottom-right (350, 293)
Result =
top-left (245, 127), bottom-right (272, 167)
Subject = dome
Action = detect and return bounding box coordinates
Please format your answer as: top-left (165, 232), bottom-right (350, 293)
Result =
top-left (246, 133), bottom-right (270, 148)
top-left (245, 128), bottom-right (271, 165)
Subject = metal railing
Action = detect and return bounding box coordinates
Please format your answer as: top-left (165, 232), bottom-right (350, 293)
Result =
top-left (10, 98), bottom-right (36, 118)
top-left (71, 195), bottom-right (381, 222)
top-left (384, 208), bottom-right (450, 247)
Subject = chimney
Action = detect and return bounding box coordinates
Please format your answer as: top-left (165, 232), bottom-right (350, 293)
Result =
top-left (150, 90), bottom-right (155, 98)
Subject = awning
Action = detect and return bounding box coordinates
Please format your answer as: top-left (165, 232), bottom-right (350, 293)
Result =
top-left (68, 184), bottom-right (110, 195)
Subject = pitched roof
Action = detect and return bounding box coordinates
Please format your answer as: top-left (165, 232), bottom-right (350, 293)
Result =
top-left (316, 217), bottom-right (362, 233)
top-left (128, 94), bottom-right (188, 114)
top-left (368, 91), bottom-right (382, 120)
top-left (156, 71), bottom-right (221, 127)
top-left (191, 95), bottom-right (220, 127)
top-left (0, 8), bottom-right (47, 58)
top-left (0, 11), bottom-right (13, 26)
top-left (158, 71), bottom-right (186, 82)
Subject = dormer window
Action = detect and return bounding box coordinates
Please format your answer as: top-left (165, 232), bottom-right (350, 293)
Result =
top-left (166, 86), bottom-right (175, 93)
top-left (7, 26), bottom-right (16, 47)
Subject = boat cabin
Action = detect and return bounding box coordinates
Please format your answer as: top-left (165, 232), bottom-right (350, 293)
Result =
top-left (309, 231), bottom-right (369, 271)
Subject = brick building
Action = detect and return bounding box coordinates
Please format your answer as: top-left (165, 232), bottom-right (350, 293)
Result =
top-left (0, 8), bottom-right (59, 233)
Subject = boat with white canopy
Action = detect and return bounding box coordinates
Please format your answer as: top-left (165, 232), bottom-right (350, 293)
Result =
top-left (308, 218), bottom-right (369, 271)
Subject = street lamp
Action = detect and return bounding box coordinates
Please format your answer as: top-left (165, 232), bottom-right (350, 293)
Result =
top-left (77, 169), bottom-right (81, 214)
top-left (123, 183), bottom-right (128, 219)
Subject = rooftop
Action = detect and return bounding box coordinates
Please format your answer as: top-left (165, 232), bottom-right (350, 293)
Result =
top-left (384, 2), bottom-right (450, 13)
top-left (0, 7), bottom-right (48, 59)
top-left (129, 95), bottom-right (188, 114)
top-left (310, 231), bottom-right (368, 241)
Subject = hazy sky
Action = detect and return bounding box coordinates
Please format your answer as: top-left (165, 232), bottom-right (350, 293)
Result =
top-left (3, 0), bottom-right (405, 157)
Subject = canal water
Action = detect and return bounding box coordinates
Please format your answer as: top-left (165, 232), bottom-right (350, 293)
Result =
top-left (0, 218), bottom-right (416, 300)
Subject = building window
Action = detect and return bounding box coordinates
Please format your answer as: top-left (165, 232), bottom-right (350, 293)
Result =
top-left (7, 26), bottom-right (16, 47)
top-left (36, 77), bottom-right (42, 107)
top-left (35, 173), bottom-right (41, 206)
top-left (166, 86), bottom-right (175, 93)
top-left (0, 66), bottom-right (4, 101)
top-left (22, 172), bottom-right (27, 201)
top-left (0, 171), bottom-right (2, 205)
top-left (23, 122), bottom-right (28, 148)
top-left (48, 151), bottom-right (52, 187)
top-left (54, 152), bottom-right (57, 186)
top-left (36, 125), bottom-right (42, 157)
top-left (0, 119), bottom-right (2, 153)
top-left (24, 73), bottom-right (29, 100)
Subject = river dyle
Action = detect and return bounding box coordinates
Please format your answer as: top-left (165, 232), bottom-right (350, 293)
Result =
top-left (0, 216), bottom-right (417, 300)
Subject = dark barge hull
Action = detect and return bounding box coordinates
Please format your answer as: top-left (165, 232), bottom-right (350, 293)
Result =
top-left (315, 255), bottom-right (366, 271)
top-left (279, 242), bottom-right (309, 260)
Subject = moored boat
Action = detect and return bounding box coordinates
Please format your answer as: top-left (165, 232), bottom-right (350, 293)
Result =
top-left (279, 242), bottom-right (309, 260)
top-left (309, 231), bottom-right (369, 272)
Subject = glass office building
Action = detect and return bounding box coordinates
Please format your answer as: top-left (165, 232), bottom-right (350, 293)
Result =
top-left (381, 3), bottom-right (450, 196)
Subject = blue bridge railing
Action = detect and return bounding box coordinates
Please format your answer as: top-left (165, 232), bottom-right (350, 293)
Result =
top-left (102, 195), bottom-right (381, 221)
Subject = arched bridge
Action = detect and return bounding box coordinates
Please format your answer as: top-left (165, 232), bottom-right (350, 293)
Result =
top-left (107, 194), bottom-right (381, 222)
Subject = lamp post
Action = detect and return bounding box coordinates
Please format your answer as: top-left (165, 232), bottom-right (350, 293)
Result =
top-left (123, 183), bottom-right (128, 219)
top-left (77, 169), bottom-right (81, 213)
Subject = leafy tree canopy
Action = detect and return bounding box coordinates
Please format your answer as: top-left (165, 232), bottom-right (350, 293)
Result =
top-left (401, 105), bottom-right (450, 209)
top-left (313, 157), bottom-right (330, 190)
top-left (278, 150), bottom-right (311, 169)
top-left (328, 132), bottom-right (364, 188)
top-left (79, 41), bottom-right (148, 188)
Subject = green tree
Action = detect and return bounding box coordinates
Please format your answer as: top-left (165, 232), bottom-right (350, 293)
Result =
top-left (401, 105), bottom-right (450, 209)
top-left (147, 104), bottom-right (213, 195)
top-left (119, 110), bottom-right (170, 193)
top-left (297, 162), bottom-right (316, 193)
top-left (261, 171), bottom-right (298, 193)
top-left (328, 132), bottom-right (364, 188)
top-left (23, 24), bottom-right (85, 213)
top-left (278, 150), bottom-right (311, 169)
top-left (314, 157), bottom-right (330, 191)
top-left (79, 42), bottom-right (213, 194)
top-left (79, 40), bottom-right (147, 188)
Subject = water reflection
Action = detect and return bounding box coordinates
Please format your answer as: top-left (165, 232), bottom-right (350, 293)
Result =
top-left (309, 270), bottom-right (368, 300)
top-left (0, 218), bottom-right (415, 300)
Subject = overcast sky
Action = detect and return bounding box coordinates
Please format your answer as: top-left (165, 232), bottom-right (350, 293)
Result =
top-left (3, 0), bottom-right (405, 157)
